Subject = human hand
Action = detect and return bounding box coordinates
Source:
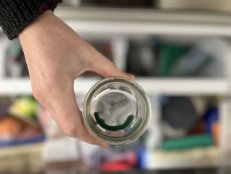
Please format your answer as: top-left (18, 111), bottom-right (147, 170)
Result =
top-left (19, 11), bottom-right (134, 147)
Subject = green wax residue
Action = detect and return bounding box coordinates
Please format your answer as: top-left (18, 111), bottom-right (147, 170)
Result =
top-left (94, 112), bottom-right (134, 131)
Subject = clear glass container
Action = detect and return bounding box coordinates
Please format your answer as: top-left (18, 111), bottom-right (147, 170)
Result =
top-left (83, 77), bottom-right (151, 145)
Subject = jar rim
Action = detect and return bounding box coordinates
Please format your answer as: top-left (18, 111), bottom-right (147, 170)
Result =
top-left (83, 76), bottom-right (151, 145)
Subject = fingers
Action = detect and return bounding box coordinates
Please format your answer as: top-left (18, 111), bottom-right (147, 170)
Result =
top-left (40, 79), bottom-right (107, 147)
top-left (89, 53), bottom-right (135, 80)
top-left (126, 73), bottom-right (136, 80)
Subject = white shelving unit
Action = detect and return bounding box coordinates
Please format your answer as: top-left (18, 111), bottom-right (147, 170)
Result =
top-left (1, 5), bottom-right (231, 170)
top-left (0, 78), bottom-right (229, 96)
top-left (56, 6), bottom-right (231, 170)
top-left (55, 6), bottom-right (231, 37)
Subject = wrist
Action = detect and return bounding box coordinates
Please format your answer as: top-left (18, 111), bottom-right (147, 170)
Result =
top-left (19, 10), bottom-right (56, 41)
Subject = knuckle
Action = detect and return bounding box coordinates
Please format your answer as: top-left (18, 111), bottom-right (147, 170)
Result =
top-left (31, 77), bottom-right (56, 101)
top-left (32, 87), bottom-right (43, 101)
top-left (31, 85), bottom-right (49, 104)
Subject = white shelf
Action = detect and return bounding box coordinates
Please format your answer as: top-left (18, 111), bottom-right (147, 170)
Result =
top-left (138, 78), bottom-right (230, 95)
top-left (145, 147), bottom-right (219, 169)
top-left (55, 6), bottom-right (231, 36)
top-left (0, 143), bottom-right (43, 172)
top-left (0, 79), bottom-right (32, 95)
top-left (0, 78), bottom-right (229, 95)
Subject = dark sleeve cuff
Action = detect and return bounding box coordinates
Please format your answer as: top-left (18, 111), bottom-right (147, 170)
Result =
top-left (0, 0), bottom-right (62, 40)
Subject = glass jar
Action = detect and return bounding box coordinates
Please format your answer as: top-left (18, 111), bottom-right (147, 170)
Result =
top-left (83, 77), bottom-right (151, 145)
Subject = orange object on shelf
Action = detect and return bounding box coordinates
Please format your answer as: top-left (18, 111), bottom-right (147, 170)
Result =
top-left (0, 115), bottom-right (43, 140)
top-left (212, 122), bottom-right (220, 145)
top-left (0, 116), bottom-right (25, 138)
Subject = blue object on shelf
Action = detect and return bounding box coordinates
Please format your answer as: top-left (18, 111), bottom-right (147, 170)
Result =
top-left (0, 135), bottom-right (45, 147)
top-left (137, 147), bottom-right (148, 169)
top-left (203, 107), bottom-right (219, 135)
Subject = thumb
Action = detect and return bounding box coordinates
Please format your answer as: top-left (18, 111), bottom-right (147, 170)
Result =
top-left (90, 55), bottom-right (135, 80)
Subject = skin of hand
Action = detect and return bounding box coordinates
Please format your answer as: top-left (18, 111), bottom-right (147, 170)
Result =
top-left (19, 10), bottom-right (134, 147)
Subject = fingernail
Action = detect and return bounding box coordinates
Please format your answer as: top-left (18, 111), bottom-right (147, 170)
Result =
top-left (127, 73), bottom-right (135, 80)
top-left (100, 143), bottom-right (109, 148)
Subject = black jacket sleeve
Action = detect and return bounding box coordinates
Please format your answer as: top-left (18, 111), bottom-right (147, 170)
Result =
top-left (0, 0), bottom-right (61, 40)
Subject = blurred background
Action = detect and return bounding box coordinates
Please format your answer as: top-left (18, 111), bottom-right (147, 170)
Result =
top-left (0, 0), bottom-right (231, 173)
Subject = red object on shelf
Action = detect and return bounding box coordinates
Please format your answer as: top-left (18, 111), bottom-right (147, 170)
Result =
top-left (101, 161), bottom-right (131, 171)
top-left (188, 119), bottom-right (205, 135)
top-left (100, 152), bottom-right (137, 171)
